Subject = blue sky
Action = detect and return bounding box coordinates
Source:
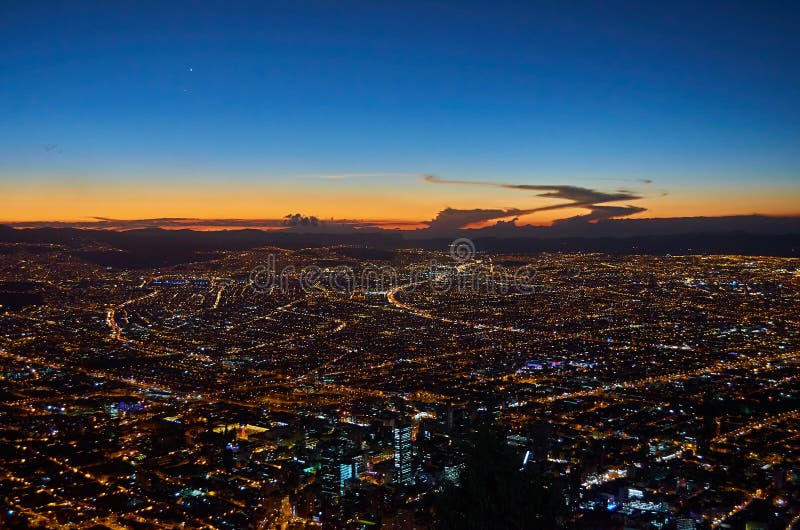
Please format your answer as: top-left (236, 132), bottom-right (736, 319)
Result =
top-left (1, 1), bottom-right (799, 221)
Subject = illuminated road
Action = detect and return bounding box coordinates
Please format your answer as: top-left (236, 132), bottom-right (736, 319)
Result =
top-left (386, 281), bottom-right (524, 333)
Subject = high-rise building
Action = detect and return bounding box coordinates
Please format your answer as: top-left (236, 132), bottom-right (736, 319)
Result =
top-left (442, 463), bottom-right (464, 486)
top-left (393, 422), bottom-right (413, 485)
top-left (337, 461), bottom-right (353, 495)
top-left (319, 438), bottom-right (357, 502)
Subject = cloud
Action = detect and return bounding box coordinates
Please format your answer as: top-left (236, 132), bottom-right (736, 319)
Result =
top-left (43, 143), bottom-right (63, 155)
top-left (315, 172), bottom-right (426, 180)
top-left (553, 205), bottom-right (647, 224)
top-left (283, 213), bottom-right (319, 227)
top-left (424, 174), bottom-right (640, 207)
top-left (309, 172), bottom-right (651, 228)
top-left (424, 207), bottom-right (534, 232)
top-left (422, 174), bottom-right (648, 227)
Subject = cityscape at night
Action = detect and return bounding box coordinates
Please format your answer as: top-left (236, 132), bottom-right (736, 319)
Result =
top-left (0, 236), bottom-right (798, 529)
top-left (2, 1), bottom-right (800, 529)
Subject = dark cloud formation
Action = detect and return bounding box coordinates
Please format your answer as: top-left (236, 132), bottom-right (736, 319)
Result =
top-left (552, 205), bottom-right (648, 224)
top-left (424, 174), bottom-right (640, 207)
top-left (422, 174), bottom-right (648, 229)
top-left (284, 213), bottom-right (319, 227)
top-left (424, 207), bottom-right (534, 232)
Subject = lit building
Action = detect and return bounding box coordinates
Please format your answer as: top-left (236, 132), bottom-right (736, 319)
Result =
top-left (393, 422), bottom-right (413, 486)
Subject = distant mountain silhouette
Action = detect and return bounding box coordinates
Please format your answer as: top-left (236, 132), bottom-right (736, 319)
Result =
top-left (1, 215), bottom-right (798, 269)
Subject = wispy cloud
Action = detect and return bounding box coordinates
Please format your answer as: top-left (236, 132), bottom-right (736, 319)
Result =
top-left (314, 172), bottom-right (426, 180)
top-left (423, 174), bottom-right (641, 208)
top-left (422, 174), bottom-right (650, 229)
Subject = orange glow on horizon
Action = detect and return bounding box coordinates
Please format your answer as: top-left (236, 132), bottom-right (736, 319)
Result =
top-left (3, 179), bottom-right (799, 229)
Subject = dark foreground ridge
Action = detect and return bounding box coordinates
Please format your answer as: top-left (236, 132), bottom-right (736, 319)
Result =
top-left (1, 223), bottom-right (799, 268)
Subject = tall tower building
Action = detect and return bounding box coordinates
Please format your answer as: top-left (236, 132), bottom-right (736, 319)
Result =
top-left (319, 437), bottom-right (356, 502)
top-left (393, 422), bottom-right (413, 486)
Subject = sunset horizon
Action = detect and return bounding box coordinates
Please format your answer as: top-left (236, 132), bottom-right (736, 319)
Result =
top-left (3, 174), bottom-right (799, 229)
top-left (4, 3), bottom-right (799, 229)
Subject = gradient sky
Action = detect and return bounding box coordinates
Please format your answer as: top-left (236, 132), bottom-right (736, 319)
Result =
top-left (2, 1), bottom-right (799, 225)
